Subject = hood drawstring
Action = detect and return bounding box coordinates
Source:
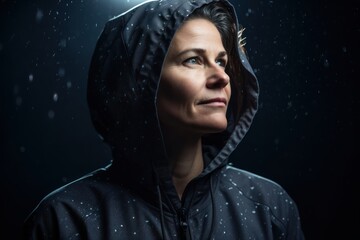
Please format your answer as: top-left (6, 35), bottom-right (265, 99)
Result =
top-left (154, 170), bottom-right (166, 240)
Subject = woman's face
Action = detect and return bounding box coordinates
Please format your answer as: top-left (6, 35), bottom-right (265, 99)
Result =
top-left (157, 18), bottom-right (231, 136)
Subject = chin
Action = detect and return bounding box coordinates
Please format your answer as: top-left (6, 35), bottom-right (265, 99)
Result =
top-left (197, 118), bottom-right (228, 134)
top-left (208, 123), bottom-right (228, 133)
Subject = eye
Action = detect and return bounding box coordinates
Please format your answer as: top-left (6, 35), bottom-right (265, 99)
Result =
top-left (183, 57), bottom-right (201, 66)
top-left (216, 58), bottom-right (227, 68)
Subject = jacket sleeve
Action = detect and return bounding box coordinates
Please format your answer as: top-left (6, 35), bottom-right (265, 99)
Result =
top-left (286, 198), bottom-right (305, 239)
top-left (273, 190), bottom-right (305, 240)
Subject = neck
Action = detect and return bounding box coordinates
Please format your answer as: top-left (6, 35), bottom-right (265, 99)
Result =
top-left (161, 127), bottom-right (204, 199)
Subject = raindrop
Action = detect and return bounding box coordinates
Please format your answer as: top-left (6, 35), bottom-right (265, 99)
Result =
top-left (36, 9), bottom-right (44, 23)
top-left (59, 39), bottom-right (67, 48)
top-left (20, 146), bottom-right (26, 153)
top-left (53, 93), bottom-right (58, 102)
top-left (323, 59), bottom-right (330, 68)
top-left (245, 8), bottom-right (253, 17)
top-left (58, 68), bottom-right (65, 77)
top-left (29, 74), bottom-right (34, 82)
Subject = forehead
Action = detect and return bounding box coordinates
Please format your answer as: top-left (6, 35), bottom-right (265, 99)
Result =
top-left (170, 18), bottom-right (225, 51)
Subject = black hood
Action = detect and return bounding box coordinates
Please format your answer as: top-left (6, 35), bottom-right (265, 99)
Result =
top-left (87, 0), bottom-right (259, 185)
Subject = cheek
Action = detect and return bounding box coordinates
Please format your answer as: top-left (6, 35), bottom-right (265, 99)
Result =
top-left (160, 71), bottom-right (201, 106)
top-left (157, 79), bottom-right (197, 126)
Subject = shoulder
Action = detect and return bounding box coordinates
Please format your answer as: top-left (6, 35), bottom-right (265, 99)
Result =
top-left (22, 168), bottom-right (114, 237)
top-left (220, 165), bottom-right (297, 210)
top-left (221, 165), bottom-right (288, 198)
top-left (219, 166), bottom-right (303, 235)
top-left (38, 167), bottom-right (111, 205)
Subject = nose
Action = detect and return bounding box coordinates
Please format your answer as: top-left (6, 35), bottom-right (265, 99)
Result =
top-left (206, 65), bottom-right (230, 89)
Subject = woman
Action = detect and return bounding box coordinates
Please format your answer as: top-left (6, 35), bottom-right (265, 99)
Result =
top-left (23, 0), bottom-right (305, 239)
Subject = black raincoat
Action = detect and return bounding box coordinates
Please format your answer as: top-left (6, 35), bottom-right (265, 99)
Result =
top-left (22, 0), bottom-right (305, 239)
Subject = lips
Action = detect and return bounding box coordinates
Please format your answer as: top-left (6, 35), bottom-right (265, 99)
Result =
top-left (198, 97), bottom-right (227, 106)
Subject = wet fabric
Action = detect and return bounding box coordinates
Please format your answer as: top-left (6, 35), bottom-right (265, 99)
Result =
top-left (22, 0), bottom-right (305, 239)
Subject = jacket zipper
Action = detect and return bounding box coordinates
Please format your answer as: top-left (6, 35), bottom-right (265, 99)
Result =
top-left (178, 207), bottom-right (188, 239)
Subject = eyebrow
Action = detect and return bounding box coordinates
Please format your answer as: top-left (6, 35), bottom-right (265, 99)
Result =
top-left (176, 48), bottom-right (228, 58)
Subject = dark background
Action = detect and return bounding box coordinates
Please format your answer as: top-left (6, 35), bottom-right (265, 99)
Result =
top-left (1, 0), bottom-right (357, 239)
